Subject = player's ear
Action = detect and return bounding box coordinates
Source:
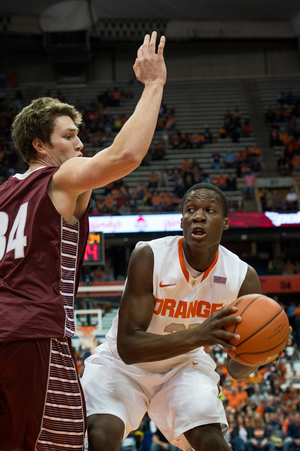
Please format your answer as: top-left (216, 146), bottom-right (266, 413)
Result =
top-left (223, 217), bottom-right (229, 230)
top-left (32, 139), bottom-right (45, 154)
top-left (180, 218), bottom-right (183, 229)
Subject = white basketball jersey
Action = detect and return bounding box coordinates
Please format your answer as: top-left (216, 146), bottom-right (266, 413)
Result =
top-left (106, 235), bottom-right (248, 372)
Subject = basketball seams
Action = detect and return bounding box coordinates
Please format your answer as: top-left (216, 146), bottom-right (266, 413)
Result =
top-left (232, 329), bottom-right (290, 361)
top-left (231, 294), bottom-right (263, 334)
top-left (225, 293), bottom-right (290, 366)
top-left (235, 306), bottom-right (284, 347)
top-left (228, 296), bottom-right (282, 342)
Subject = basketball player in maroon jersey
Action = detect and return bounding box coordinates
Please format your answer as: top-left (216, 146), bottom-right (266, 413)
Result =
top-left (0, 32), bottom-right (166, 451)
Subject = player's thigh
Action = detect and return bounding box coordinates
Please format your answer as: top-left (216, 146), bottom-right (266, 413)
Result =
top-left (0, 339), bottom-right (50, 451)
top-left (149, 365), bottom-right (226, 444)
top-left (82, 359), bottom-right (148, 438)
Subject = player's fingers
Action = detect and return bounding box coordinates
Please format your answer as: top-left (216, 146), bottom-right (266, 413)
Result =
top-left (157, 35), bottom-right (166, 56)
top-left (140, 33), bottom-right (150, 57)
top-left (137, 44), bottom-right (144, 59)
top-left (148, 31), bottom-right (157, 54)
top-left (215, 306), bottom-right (239, 318)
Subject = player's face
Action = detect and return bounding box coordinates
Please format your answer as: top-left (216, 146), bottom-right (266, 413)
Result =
top-left (43, 115), bottom-right (83, 166)
top-left (180, 189), bottom-right (229, 250)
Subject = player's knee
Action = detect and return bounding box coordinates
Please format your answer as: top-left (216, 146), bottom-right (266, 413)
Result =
top-left (87, 414), bottom-right (124, 451)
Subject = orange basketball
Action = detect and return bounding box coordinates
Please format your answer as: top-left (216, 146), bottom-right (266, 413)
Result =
top-left (224, 294), bottom-right (290, 366)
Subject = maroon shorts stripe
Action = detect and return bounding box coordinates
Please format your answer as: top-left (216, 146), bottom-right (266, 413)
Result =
top-left (36, 338), bottom-right (85, 451)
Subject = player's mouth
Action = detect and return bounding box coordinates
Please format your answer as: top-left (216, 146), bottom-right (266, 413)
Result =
top-left (191, 227), bottom-right (206, 240)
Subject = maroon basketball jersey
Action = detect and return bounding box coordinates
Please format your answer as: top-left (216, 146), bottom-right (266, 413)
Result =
top-left (0, 166), bottom-right (89, 342)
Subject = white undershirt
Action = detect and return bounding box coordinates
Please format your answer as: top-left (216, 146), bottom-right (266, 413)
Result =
top-left (182, 250), bottom-right (203, 279)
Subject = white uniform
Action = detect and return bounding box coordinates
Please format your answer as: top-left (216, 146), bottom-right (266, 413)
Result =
top-left (82, 236), bottom-right (248, 450)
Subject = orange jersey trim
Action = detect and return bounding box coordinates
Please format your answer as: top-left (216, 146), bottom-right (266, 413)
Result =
top-left (178, 237), bottom-right (189, 282)
top-left (178, 237), bottom-right (219, 283)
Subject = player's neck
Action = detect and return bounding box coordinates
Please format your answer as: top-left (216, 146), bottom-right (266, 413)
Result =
top-left (182, 241), bottom-right (219, 272)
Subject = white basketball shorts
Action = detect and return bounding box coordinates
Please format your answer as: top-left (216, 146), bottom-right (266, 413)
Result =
top-left (81, 343), bottom-right (228, 451)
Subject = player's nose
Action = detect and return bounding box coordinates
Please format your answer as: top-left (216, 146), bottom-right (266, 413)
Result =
top-left (193, 208), bottom-right (206, 222)
top-left (75, 136), bottom-right (84, 151)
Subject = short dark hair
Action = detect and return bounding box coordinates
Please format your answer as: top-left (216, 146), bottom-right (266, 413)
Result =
top-left (181, 183), bottom-right (228, 217)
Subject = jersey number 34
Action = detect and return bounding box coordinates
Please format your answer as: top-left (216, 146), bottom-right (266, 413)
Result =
top-left (0, 202), bottom-right (28, 261)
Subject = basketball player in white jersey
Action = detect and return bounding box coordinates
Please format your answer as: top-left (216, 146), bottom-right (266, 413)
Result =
top-left (82, 183), bottom-right (289, 451)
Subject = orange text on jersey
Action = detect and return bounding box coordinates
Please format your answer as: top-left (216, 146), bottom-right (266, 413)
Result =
top-left (154, 298), bottom-right (223, 319)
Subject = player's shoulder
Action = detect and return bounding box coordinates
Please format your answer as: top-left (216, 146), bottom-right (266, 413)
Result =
top-left (136, 235), bottom-right (181, 251)
top-left (219, 244), bottom-right (241, 261)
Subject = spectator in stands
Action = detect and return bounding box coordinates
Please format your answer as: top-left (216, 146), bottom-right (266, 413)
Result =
top-left (173, 175), bottom-right (186, 198)
top-left (151, 426), bottom-right (180, 451)
top-left (181, 158), bottom-right (192, 173)
top-left (219, 126), bottom-right (227, 139)
top-left (157, 167), bottom-right (170, 188)
top-left (250, 386), bottom-right (269, 406)
top-left (151, 191), bottom-right (163, 212)
top-left (230, 413), bottom-right (253, 451)
top-left (226, 173), bottom-right (237, 191)
top-left (277, 92), bottom-right (286, 108)
top-left (223, 150), bottom-right (237, 169)
top-left (153, 140), bottom-right (166, 160)
top-left (204, 127), bottom-right (213, 143)
top-left (283, 412), bottom-right (300, 451)
top-left (112, 87), bottom-right (122, 106)
top-left (264, 411), bottom-right (285, 449)
top-left (226, 388), bottom-right (247, 412)
top-left (249, 412), bottom-right (275, 451)
top-left (285, 188), bottom-right (298, 212)
top-left (170, 131), bottom-right (182, 149)
top-left (270, 127), bottom-right (281, 147)
top-left (243, 170), bottom-right (255, 200)
top-left (215, 173), bottom-right (227, 191)
top-left (195, 133), bottom-right (205, 148)
top-left (284, 260), bottom-right (295, 275)
top-left (265, 108), bottom-right (276, 125)
top-left (148, 171), bottom-right (159, 189)
top-left (166, 193), bottom-right (180, 212)
top-left (272, 190), bottom-right (283, 212)
top-left (242, 119), bottom-right (252, 138)
top-left (211, 152), bottom-right (222, 170)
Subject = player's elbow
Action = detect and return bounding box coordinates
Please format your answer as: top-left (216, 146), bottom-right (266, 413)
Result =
top-left (117, 340), bottom-right (136, 365)
top-left (122, 147), bottom-right (143, 170)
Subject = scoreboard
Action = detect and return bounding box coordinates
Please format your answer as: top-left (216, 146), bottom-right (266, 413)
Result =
top-left (83, 232), bottom-right (105, 265)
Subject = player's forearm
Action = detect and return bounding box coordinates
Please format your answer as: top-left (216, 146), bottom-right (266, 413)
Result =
top-left (110, 81), bottom-right (164, 166)
top-left (117, 327), bottom-right (201, 364)
top-left (226, 355), bottom-right (259, 380)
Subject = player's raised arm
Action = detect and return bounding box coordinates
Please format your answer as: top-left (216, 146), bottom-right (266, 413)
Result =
top-left (52, 32), bottom-right (167, 196)
top-left (117, 244), bottom-right (242, 365)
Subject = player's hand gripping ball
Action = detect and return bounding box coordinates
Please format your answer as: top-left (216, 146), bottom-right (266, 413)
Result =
top-left (224, 294), bottom-right (290, 366)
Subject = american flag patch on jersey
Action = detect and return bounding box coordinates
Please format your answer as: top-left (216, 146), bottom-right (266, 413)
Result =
top-left (214, 276), bottom-right (227, 284)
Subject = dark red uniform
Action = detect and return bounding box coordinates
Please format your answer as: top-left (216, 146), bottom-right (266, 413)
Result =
top-left (0, 167), bottom-right (89, 450)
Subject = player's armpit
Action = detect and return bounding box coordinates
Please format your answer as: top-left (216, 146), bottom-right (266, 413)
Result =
top-left (226, 355), bottom-right (259, 380)
top-left (238, 265), bottom-right (261, 298)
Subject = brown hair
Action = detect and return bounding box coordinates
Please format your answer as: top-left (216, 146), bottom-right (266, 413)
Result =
top-left (11, 97), bottom-right (82, 163)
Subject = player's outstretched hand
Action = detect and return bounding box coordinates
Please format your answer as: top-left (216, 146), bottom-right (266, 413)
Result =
top-left (133, 31), bottom-right (167, 87)
top-left (196, 306), bottom-right (241, 350)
